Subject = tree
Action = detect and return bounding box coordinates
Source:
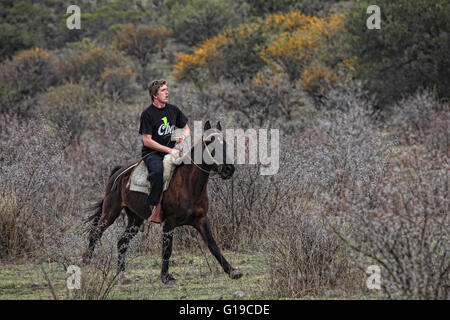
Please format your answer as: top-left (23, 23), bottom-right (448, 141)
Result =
top-left (166, 0), bottom-right (237, 47)
top-left (345, 0), bottom-right (450, 107)
top-left (115, 24), bottom-right (171, 86)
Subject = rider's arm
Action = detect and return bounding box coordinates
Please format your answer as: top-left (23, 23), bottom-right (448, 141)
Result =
top-left (182, 124), bottom-right (190, 138)
top-left (142, 134), bottom-right (172, 154)
top-left (179, 124), bottom-right (190, 142)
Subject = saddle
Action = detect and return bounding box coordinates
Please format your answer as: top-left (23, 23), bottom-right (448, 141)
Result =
top-left (127, 148), bottom-right (187, 194)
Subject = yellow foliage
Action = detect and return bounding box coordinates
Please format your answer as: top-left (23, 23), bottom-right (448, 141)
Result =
top-left (264, 11), bottom-right (316, 32)
top-left (173, 10), bottom-right (346, 84)
top-left (174, 33), bottom-right (229, 80)
top-left (300, 63), bottom-right (339, 92)
top-left (101, 68), bottom-right (136, 83)
top-left (13, 47), bottom-right (53, 65)
top-left (261, 13), bottom-right (345, 81)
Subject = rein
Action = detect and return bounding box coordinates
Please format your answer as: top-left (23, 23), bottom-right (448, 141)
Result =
top-left (111, 131), bottom-right (224, 189)
top-left (182, 131), bottom-right (224, 177)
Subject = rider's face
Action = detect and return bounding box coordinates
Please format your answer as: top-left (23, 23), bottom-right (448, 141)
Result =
top-left (154, 85), bottom-right (169, 104)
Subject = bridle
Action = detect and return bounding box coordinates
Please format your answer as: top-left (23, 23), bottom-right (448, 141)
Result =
top-left (183, 131), bottom-right (225, 177)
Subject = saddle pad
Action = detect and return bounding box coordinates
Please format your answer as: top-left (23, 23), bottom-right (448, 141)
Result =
top-left (129, 150), bottom-right (188, 194)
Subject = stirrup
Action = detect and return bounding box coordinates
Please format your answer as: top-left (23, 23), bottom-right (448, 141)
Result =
top-left (149, 204), bottom-right (162, 224)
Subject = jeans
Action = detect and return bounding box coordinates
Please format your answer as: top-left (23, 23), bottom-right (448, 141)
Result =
top-left (143, 153), bottom-right (164, 206)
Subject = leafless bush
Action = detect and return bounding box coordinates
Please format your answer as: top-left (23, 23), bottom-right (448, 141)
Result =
top-left (424, 107), bottom-right (449, 154)
top-left (208, 165), bottom-right (281, 251)
top-left (325, 152), bottom-right (449, 299)
top-left (263, 210), bottom-right (356, 298)
top-left (33, 212), bottom-right (137, 300)
top-left (392, 89), bottom-right (443, 131)
top-left (293, 86), bottom-right (449, 299)
top-left (391, 89), bottom-right (447, 152)
top-left (296, 101), bottom-right (386, 199)
top-left (0, 192), bottom-right (34, 259)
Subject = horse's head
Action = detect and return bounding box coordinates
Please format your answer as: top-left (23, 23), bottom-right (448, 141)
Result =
top-left (203, 120), bottom-right (235, 180)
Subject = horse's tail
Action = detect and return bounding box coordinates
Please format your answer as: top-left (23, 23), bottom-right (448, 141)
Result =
top-left (84, 199), bottom-right (103, 224)
top-left (84, 165), bottom-right (122, 226)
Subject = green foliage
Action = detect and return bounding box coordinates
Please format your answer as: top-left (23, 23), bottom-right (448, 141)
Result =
top-left (345, 0), bottom-right (450, 106)
top-left (217, 26), bottom-right (267, 83)
top-left (166, 0), bottom-right (237, 46)
top-left (245, 0), bottom-right (299, 16)
top-left (115, 24), bottom-right (172, 85)
top-left (81, 1), bottom-right (153, 42)
top-left (0, 23), bottom-right (34, 60)
top-left (0, 1), bottom-right (58, 60)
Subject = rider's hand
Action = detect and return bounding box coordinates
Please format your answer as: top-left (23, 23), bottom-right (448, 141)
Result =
top-left (174, 134), bottom-right (185, 144)
top-left (170, 148), bottom-right (181, 158)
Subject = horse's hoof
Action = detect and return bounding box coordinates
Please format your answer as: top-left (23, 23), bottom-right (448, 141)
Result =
top-left (230, 269), bottom-right (243, 280)
top-left (161, 274), bottom-right (177, 286)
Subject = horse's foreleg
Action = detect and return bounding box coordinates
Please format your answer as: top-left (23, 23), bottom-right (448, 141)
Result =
top-left (117, 209), bottom-right (143, 273)
top-left (160, 223), bottom-right (177, 285)
top-left (196, 218), bottom-right (243, 280)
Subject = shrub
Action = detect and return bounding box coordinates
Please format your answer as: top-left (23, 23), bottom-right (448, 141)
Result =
top-left (58, 40), bottom-right (126, 87)
top-left (0, 113), bottom-right (67, 258)
top-left (0, 48), bottom-right (59, 105)
top-left (0, 23), bottom-right (34, 61)
top-left (264, 212), bottom-right (354, 298)
top-left (0, 192), bottom-right (35, 259)
top-left (43, 82), bottom-right (101, 143)
top-left (325, 152), bottom-right (449, 299)
top-left (115, 24), bottom-right (171, 85)
top-left (391, 89), bottom-right (448, 153)
top-left (344, 0), bottom-right (450, 107)
top-left (245, 0), bottom-right (299, 16)
top-left (424, 107), bottom-right (449, 154)
top-left (294, 85), bottom-right (449, 299)
top-left (260, 12), bottom-right (345, 83)
top-left (300, 62), bottom-right (339, 103)
top-left (166, 0), bottom-right (237, 47)
top-left (0, 1), bottom-right (59, 60)
top-left (101, 68), bottom-right (138, 101)
top-left (215, 75), bottom-right (303, 126)
top-left (392, 89), bottom-right (443, 131)
top-left (175, 10), bottom-right (346, 90)
top-left (58, 0), bottom-right (152, 44)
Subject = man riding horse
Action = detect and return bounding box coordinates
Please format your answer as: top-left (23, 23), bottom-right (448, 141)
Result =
top-left (139, 79), bottom-right (190, 223)
top-left (82, 80), bottom-right (242, 284)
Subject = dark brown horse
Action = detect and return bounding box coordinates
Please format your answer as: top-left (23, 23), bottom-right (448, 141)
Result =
top-left (82, 121), bottom-right (242, 284)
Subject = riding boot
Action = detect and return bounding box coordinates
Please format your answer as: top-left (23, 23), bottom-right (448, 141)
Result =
top-left (150, 194), bottom-right (163, 223)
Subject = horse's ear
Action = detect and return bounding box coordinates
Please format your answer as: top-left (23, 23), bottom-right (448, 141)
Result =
top-left (216, 121), bottom-right (222, 131)
top-left (204, 120), bottom-right (211, 131)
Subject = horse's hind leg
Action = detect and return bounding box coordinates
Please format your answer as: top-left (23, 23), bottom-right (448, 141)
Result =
top-left (82, 193), bottom-right (123, 264)
top-left (160, 220), bottom-right (177, 285)
top-left (117, 208), bottom-right (143, 273)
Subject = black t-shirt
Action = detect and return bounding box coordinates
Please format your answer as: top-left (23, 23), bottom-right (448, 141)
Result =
top-left (139, 103), bottom-right (188, 157)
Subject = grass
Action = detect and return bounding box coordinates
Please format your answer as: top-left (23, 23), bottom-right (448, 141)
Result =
top-left (0, 251), bottom-right (271, 300)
